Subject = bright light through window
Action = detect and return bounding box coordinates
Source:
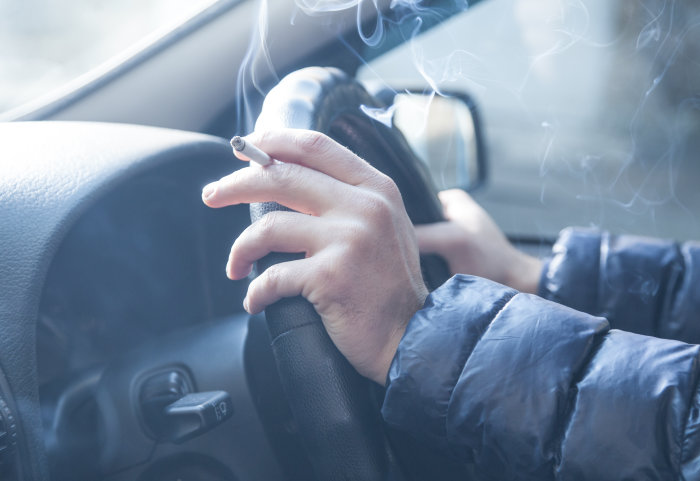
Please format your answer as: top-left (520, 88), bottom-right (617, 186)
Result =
top-left (0, 0), bottom-right (219, 115)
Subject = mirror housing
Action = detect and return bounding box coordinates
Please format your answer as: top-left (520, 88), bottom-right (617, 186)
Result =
top-left (393, 92), bottom-right (487, 191)
top-left (365, 83), bottom-right (489, 193)
top-left (391, 91), bottom-right (487, 192)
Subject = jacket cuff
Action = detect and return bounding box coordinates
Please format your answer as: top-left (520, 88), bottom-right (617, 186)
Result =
top-left (538, 227), bottom-right (602, 315)
top-left (540, 227), bottom-right (687, 337)
top-left (381, 275), bottom-right (517, 450)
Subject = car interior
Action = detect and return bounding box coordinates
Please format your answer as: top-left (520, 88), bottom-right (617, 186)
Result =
top-left (1, 0), bottom-right (698, 480)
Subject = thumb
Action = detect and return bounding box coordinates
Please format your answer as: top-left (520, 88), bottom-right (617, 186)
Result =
top-left (414, 222), bottom-right (451, 254)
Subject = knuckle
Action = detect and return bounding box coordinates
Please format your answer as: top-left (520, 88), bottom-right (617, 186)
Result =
top-left (257, 211), bottom-right (280, 236)
top-left (295, 130), bottom-right (331, 155)
top-left (363, 192), bottom-right (394, 225)
top-left (261, 264), bottom-right (282, 291)
top-left (267, 163), bottom-right (302, 191)
top-left (375, 174), bottom-right (402, 201)
top-left (342, 220), bottom-right (373, 250)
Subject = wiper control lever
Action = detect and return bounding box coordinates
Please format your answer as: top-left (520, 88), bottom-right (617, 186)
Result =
top-left (139, 370), bottom-right (233, 444)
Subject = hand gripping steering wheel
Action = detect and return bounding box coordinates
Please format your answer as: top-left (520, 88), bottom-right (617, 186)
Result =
top-left (250, 67), bottom-right (452, 481)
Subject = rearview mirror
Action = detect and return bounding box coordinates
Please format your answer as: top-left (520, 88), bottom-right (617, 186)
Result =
top-left (391, 92), bottom-right (487, 192)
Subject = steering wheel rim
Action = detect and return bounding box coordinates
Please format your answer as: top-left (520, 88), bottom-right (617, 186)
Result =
top-left (250, 67), bottom-right (451, 481)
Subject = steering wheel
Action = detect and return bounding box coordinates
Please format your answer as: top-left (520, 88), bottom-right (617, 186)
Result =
top-left (250, 67), bottom-right (453, 481)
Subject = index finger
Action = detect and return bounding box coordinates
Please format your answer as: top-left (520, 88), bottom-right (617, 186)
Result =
top-left (202, 161), bottom-right (354, 215)
top-left (243, 129), bottom-right (378, 186)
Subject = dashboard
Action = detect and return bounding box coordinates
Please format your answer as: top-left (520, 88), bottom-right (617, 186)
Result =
top-left (37, 158), bottom-right (248, 386)
top-left (0, 121), bottom-right (313, 481)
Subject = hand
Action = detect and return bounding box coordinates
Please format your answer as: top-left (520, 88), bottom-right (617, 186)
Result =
top-left (415, 189), bottom-right (542, 294)
top-left (202, 129), bottom-right (428, 385)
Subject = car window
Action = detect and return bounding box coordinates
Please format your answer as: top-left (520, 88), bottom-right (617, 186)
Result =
top-left (0, 0), bottom-right (220, 116)
top-left (358, 0), bottom-right (700, 241)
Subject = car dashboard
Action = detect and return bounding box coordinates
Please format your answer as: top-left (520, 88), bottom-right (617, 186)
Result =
top-left (37, 155), bottom-right (247, 387)
top-left (0, 121), bottom-right (313, 481)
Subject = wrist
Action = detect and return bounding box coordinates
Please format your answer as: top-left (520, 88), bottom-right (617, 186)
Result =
top-left (372, 324), bottom-right (407, 385)
top-left (505, 250), bottom-right (543, 294)
top-left (371, 285), bottom-right (427, 385)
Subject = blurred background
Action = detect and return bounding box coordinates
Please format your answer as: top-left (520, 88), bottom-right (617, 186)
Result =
top-left (0, 0), bottom-right (215, 114)
top-left (360, 0), bottom-right (700, 240)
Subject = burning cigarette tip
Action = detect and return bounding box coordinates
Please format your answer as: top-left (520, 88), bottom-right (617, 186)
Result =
top-left (230, 135), bottom-right (273, 167)
top-left (230, 136), bottom-right (245, 151)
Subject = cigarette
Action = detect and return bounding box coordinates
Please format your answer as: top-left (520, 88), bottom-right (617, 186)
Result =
top-left (230, 136), bottom-right (273, 167)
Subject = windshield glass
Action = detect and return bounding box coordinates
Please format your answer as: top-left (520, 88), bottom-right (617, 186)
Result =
top-left (0, 0), bottom-right (219, 115)
top-left (359, 0), bottom-right (700, 240)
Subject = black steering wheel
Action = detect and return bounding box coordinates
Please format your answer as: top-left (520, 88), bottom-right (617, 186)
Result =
top-left (250, 67), bottom-right (453, 481)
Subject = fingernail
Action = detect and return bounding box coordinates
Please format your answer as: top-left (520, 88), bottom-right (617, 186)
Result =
top-left (243, 297), bottom-right (250, 313)
top-left (202, 182), bottom-right (217, 200)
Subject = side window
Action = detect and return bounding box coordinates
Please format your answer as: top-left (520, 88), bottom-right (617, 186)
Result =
top-left (0, 0), bottom-right (217, 117)
top-left (358, 0), bottom-right (700, 240)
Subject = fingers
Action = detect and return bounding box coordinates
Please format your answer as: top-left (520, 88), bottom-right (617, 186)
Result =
top-left (241, 129), bottom-right (379, 186)
top-left (437, 188), bottom-right (471, 204)
top-left (203, 161), bottom-right (354, 215)
top-left (437, 188), bottom-right (477, 219)
top-left (243, 258), bottom-right (311, 314)
top-left (416, 189), bottom-right (473, 253)
top-left (414, 222), bottom-right (451, 254)
top-left (227, 211), bottom-right (326, 280)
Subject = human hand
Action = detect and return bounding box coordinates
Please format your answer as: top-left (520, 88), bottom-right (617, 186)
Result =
top-left (415, 189), bottom-right (542, 294)
top-left (202, 129), bottom-right (428, 385)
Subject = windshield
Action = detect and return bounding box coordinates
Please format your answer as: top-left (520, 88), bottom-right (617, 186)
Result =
top-left (360, 0), bottom-right (700, 240)
top-left (0, 0), bottom-right (219, 115)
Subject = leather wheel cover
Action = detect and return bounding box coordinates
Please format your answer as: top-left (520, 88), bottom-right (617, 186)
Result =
top-left (250, 67), bottom-right (451, 481)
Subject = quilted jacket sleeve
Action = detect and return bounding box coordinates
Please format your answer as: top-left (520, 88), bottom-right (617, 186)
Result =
top-left (382, 275), bottom-right (700, 480)
top-left (539, 228), bottom-right (700, 344)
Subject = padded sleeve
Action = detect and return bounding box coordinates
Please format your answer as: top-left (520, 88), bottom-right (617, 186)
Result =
top-left (539, 228), bottom-right (700, 344)
top-left (383, 275), bottom-right (700, 480)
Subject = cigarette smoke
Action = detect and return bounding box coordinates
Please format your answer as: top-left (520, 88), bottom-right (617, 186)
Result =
top-left (235, 0), bottom-right (472, 130)
top-left (235, 0), bottom-right (700, 239)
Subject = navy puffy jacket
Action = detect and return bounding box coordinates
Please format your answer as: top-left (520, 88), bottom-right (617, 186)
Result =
top-left (382, 228), bottom-right (700, 480)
